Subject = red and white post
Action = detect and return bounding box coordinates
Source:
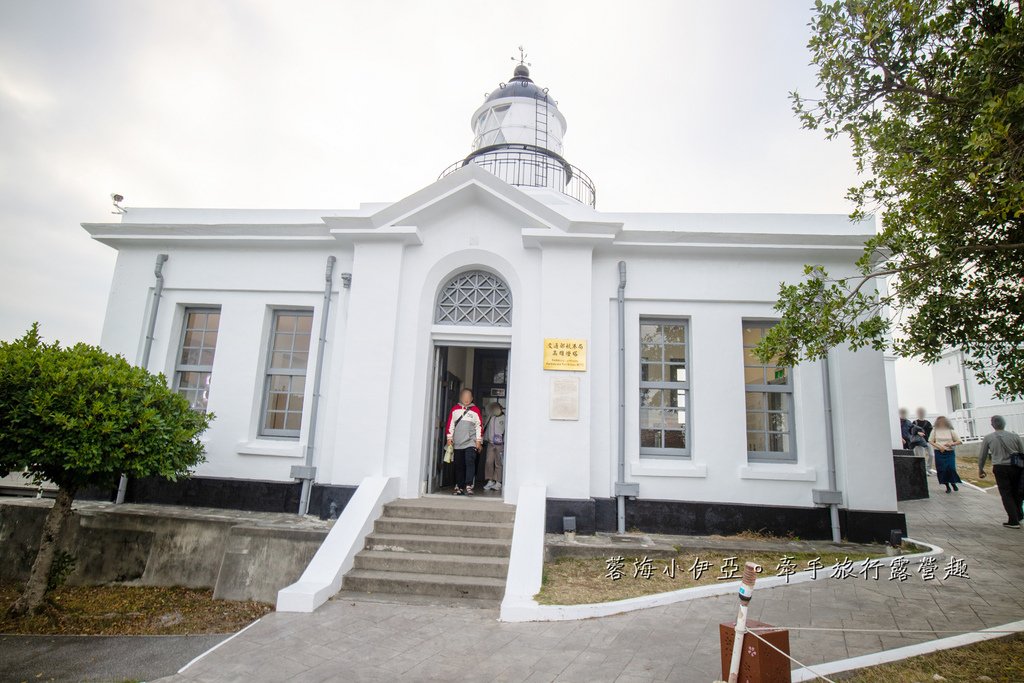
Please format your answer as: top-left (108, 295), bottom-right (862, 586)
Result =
top-left (727, 562), bottom-right (760, 683)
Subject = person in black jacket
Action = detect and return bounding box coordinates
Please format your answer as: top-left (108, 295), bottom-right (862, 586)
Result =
top-left (899, 408), bottom-right (925, 449)
top-left (914, 407), bottom-right (934, 472)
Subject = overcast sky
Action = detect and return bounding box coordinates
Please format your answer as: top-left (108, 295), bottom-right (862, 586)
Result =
top-left (0, 0), bottom-right (937, 411)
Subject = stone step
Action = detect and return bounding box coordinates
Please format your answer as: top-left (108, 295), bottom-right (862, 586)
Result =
top-left (342, 569), bottom-right (506, 601)
top-left (374, 516), bottom-right (514, 540)
top-left (383, 498), bottom-right (515, 524)
top-left (365, 532), bottom-right (512, 558)
top-left (332, 589), bottom-right (499, 609)
top-left (353, 549), bottom-right (510, 579)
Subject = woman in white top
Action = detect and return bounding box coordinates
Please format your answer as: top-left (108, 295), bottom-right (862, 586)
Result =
top-left (929, 415), bottom-right (963, 493)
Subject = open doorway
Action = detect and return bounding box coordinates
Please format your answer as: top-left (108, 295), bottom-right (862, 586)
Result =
top-left (426, 345), bottom-right (509, 497)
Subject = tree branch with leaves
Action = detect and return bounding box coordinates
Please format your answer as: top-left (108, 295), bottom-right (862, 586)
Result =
top-left (758, 0), bottom-right (1024, 398)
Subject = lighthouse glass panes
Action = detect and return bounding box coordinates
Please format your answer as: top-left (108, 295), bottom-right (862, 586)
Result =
top-left (474, 105), bottom-right (511, 148)
top-left (173, 308), bottom-right (220, 413)
top-left (743, 322), bottom-right (796, 461)
top-left (261, 310), bottom-right (313, 437)
top-left (435, 270), bottom-right (512, 327)
top-left (639, 319), bottom-right (690, 457)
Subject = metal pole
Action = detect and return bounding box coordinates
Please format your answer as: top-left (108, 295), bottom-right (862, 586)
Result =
top-left (116, 253), bottom-right (168, 505)
top-left (821, 351), bottom-right (841, 543)
top-left (726, 562), bottom-right (760, 683)
top-left (616, 261), bottom-right (627, 534)
top-left (297, 256), bottom-right (336, 516)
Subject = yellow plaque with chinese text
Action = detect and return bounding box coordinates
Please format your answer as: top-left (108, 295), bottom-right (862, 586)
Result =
top-left (543, 338), bottom-right (587, 371)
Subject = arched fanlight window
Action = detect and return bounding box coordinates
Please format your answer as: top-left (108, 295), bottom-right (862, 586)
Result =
top-left (435, 270), bottom-right (512, 327)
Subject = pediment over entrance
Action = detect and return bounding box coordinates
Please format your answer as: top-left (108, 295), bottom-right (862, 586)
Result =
top-left (323, 164), bottom-right (622, 245)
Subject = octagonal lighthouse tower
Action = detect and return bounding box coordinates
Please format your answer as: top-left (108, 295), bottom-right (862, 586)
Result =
top-left (439, 63), bottom-right (596, 207)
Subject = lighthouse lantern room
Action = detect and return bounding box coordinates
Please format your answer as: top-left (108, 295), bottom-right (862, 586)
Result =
top-left (439, 53), bottom-right (596, 207)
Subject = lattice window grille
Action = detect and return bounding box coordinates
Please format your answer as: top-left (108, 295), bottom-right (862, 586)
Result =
top-left (435, 270), bottom-right (512, 326)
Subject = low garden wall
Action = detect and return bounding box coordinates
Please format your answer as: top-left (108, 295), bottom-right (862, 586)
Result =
top-left (0, 498), bottom-right (328, 604)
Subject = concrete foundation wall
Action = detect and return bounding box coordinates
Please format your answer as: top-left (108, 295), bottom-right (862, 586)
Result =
top-left (214, 525), bottom-right (326, 602)
top-left (544, 496), bottom-right (908, 544)
top-left (0, 499), bottom-right (329, 604)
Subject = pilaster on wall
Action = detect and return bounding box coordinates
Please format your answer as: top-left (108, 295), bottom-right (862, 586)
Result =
top-left (330, 241), bottom-right (407, 483)
top-left (830, 346), bottom-right (899, 512)
top-left (535, 245), bottom-right (593, 499)
top-left (883, 354), bottom-right (902, 450)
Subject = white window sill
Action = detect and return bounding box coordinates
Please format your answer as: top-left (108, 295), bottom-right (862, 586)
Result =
top-left (236, 440), bottom-right (304, 458)
top-left (739, 464), bottom-right (817, 482)
top-left (629, 461), bottom-right (708, 478)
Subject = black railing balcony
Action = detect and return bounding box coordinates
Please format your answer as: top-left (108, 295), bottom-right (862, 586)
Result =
top-left (439, 144), bottom-right (596, 208)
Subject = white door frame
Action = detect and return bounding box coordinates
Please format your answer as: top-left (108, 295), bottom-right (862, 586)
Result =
top-left (421, 326), bottom-right (513, 499)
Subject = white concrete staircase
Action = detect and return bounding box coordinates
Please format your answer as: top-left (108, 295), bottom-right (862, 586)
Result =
top-left (341, 497), bottom-right (515, 602)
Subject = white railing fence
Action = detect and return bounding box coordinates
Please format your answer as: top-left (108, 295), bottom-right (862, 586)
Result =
top-left (947, 405), bottom-right (1024, 440)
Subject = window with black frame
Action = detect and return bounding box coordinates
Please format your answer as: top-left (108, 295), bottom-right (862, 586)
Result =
top-left (743, 322), bottom-right (796, 461)
top-left (639, 318), bottom-right (690, 457)
top-left (261, 310), bottom-right (312, 437)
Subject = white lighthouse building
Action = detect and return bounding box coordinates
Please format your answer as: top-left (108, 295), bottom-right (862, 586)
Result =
top-left (83, 61), bottom-right (904, 546)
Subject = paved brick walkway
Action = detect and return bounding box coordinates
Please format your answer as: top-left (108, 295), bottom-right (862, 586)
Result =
top-left (157, 480), bottom-right (1024, 682)
top-left (0, 633), bottom-right (226, 683)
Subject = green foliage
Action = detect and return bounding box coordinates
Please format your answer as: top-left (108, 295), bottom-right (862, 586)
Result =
top-left (759, 0), bottom-right (1024, 398)
top-left (46, 551), bottom-right (77, 592)
top-left (0, 323), bottom-right (211, 492)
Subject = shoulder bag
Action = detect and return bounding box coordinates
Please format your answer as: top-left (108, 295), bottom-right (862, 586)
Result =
top-left (443, 407), bottom-right (471, 464)
top-left (995, 431), bottom-right (1024, 468)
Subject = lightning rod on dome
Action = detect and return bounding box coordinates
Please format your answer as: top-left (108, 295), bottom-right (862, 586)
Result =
top-left (511, 46), bottom-right (530, 68)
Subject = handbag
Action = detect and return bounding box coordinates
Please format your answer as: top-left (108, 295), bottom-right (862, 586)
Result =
top-left (443, 407), bottom-right (472, 463)
top-left (484, 414), bottom-right (504, 446)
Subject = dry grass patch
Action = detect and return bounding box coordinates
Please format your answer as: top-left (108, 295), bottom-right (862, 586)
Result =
top-left (536, 550), bottom-right (898, 605)
top-left (0, 583), bottom-right (272, 635)
top-left (724, 529), bottom-right (800, 541)
top-left (957, 454), bottom-right (996, 488)
top-left (840, 633), bottom-right (1024, 682)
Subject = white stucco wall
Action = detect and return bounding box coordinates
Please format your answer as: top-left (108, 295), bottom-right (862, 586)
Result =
top-left (931, 349), bottom-right (1024, 437)
top-left (87, 166), bottom-right (898, 515)
top-left (99, 245), bottom-right (351, 483)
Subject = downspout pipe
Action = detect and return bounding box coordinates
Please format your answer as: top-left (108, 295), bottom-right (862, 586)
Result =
top-left (958, 349), bottom-right (976, 438)
top-left (614, 262), bottom-right (638, 533)
top-left (819, 351), bottom-right (842, 543)
top-left (117, 253), bottom-right (169, 504)
top-left (295, 255), bottom-right (336, 516)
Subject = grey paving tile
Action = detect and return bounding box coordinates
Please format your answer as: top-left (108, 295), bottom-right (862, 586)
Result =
top-left (523, 672), bottom-right (558, 683)
top-left (150, 478), bottom-right (1024, 683)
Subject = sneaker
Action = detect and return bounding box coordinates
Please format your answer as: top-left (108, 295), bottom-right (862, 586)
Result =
top-left (483, 481), bottom-right (495, 491)
top-left (1003, 522), bottom-right (1021, 529)
top-left (493, 482), bottom-right (502, 491)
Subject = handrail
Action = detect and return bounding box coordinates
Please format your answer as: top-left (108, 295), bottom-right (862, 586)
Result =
top-left (439, 145), bottom-right (596, 208)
